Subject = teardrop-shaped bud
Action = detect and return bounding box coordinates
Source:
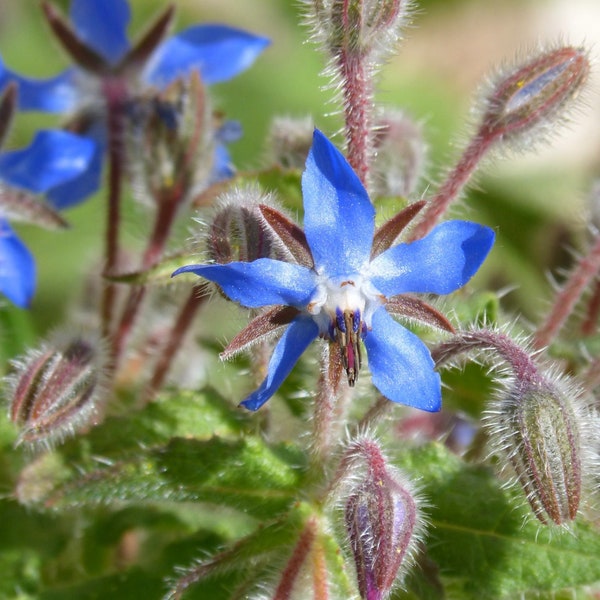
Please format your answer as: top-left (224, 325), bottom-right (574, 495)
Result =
top-left (338, 438), bottom-right (423, 600)
top-left (5, 330), bottom-right (109, 449)
top-left (493, 379), bottom-right (583, 525)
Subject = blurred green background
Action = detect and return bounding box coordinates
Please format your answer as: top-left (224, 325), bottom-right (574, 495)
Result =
top-left (0, 0), bottom-right (598, 337)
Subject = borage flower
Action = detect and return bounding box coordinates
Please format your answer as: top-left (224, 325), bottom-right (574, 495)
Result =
top-left (0, 86), bottom-right (94, 308)
top-left (173, 130), bottom-right (494, 411)
top-left (0, 0), bottom-right (270, 207)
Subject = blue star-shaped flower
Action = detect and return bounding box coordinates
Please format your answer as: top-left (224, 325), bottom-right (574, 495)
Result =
top-left (173, 130), bottom-right (495, 411)
top-left (0, 0), bottom-right (269, 208)
top-left (0, 129), bottom-right (95, 307)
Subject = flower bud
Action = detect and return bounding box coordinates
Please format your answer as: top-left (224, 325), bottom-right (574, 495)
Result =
top-left (372, 110), bottom-right (426, 198)
top-left (340, 439), bottom-right (421, 599)
top-left (267, 116), bottom-right (314, 169)
top-left (5, 330), bottom-right (108, 449)
top-left (480, 45), bottom-right (589, 147)
top-left (490, 378), bottom-right (582, 525)
top-left (205, 187), bottom-right (283, 265)
top-left (309, 0), bottom-right (410, 59)
top-left (128, 71), bottom-right (215, 210)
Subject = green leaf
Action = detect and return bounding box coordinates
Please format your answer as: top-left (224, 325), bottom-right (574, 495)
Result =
top-left (397, 443), bottom-right (600, 599)
top-left (63, 387), bottom-right (245, 461)
top-left (49, 436), bottom-right (305, 519)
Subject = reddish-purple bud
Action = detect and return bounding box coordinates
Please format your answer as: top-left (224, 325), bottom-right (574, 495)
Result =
top-left (491, 378), bottom-right (583, 525)
top-left (339, 439), bottom-right (421, 599)
top-left (480, 45), bottom-right (589, 146)
top-left (5, 331), bottom-right (108, 449)
top-left (205, 188), bottom-right (285, 265)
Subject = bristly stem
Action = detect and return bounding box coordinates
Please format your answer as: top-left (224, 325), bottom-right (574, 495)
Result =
top-left (339, 48), bottom-right (373, 187)
top-left (142, 285), bottom-right (207, 403)
top-left (101, 77), bottom-right (128, 341)
top-left (410, 132), bottom-right (494, 240)
top-left (534, 233), bottom-right (600, 349)
top-left (112, 189), bottom-right (183, 365)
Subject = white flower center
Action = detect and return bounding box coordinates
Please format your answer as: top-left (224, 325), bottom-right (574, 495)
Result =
top-left (306, 273), bottom-right (384, 386)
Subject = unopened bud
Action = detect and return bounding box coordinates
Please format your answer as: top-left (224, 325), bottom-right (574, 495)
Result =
top-left (5, 331), bottom-right (108, 449)
top-left (267, 116), bottom-right (314, 169)
top-left (480, 45), bottom-right (589, 146)
top-left (340, 439), bottom-right (421, 599)
top-left (309, 0), bottom-right (410, 59)
top-left (372, 110), bottom-right (426, 197)
top-left (490, 379), bottom-right (582, 525)
top-left (205, 187), bottom-right (282, 265)
top-left (129, 71), bottom-right (214, 209)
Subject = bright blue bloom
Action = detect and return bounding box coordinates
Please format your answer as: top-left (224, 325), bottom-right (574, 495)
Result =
top-left (173, 130), bottom-right (495, 411)
top-left (0, 130), bottom-right (95, 307)
top-left (0, 0), bottom-right (269, 207)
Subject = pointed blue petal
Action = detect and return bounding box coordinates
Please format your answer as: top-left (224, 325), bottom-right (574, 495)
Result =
top-left (0, 219), bottom-right (35, 308)
top-left (172, 259), bottom-right (316, 308)
top-left (46, 137), bottom-right (104, 208)
top-left (0, 130), bottom-right (95, 194)
top-left (302, 130), bottom-right (374, 277)
top-left (364, 307), bottom-right (441, 411)
top-left (211, 143), bottom-right (235, 182)
top-left (47, 123), bottom-right (106, 208)
top-left (369, 221), bottom-right (495, 296)
top-left (144, 24), bottom-right (270, 88)
top-left (0, 59), bottom-right (78, 113)
top-left (70, 0), bottom-right (131, 65)
top-left (240, 317), bottom-right (319, 411)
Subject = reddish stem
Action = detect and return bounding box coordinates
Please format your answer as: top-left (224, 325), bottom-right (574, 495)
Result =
top-left (581, 277), bottom-right (600, 336)
top-left (534, 234), bottom-right (600, 349)
top-left (410, 131), bottom-right (495, 241)
top-left (273, 520), bottom-right (317, 600)
top-left (100, 77), bottom-right (128, 340)
top-left (142, 285), bottom-right (206, 402)
top-left (339, 49), bottom-right (372, 188)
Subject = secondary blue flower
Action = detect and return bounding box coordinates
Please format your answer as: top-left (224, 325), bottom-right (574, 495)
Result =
top-left (0, 0), bottom-right (269, 207)
top-left (173, 130), bottom-right (495, 411)
top-left (0, 130), bottom-right (95, 307)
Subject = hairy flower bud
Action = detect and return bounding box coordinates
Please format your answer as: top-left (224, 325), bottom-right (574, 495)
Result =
top-left (205, 187), bottom-right (284, 265)
top-left (5, 331), bottom-right (108, 449)
top-left (338, 438), bottom-right (422, 599)
top-left (480, 45), bottom-right (589, 147)
top-left (489, 378), bottom-right (583, 525)
top-left (267, 116), bottom-right (314, 169)
top-left (311, 0), bottom-right (409, 58)
top-left (129, 71), bottom-right (216, 210)
top-left (372, 110), bottom-right (426, 197)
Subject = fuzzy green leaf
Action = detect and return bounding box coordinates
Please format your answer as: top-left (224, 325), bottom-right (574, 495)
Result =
top-left (48, 436), bottom-right (304, 520)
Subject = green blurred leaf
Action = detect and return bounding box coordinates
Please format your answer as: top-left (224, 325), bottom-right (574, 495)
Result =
top-left (63, 387), bottom-right (245, 461)
top-left (397, 443), bottom-right (600, 599)
top-left (0, 303), bottom-right (36, 364)
top-left (49, 436), bottom-right (305, 519)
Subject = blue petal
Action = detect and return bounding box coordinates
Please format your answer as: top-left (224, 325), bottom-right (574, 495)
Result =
top-left (0, 219), bottom-right (35, 308)
top-left (0, 58), bottom-right (78, 113)
top-left (363, 307), bottom-right (441, 411)
top-left (70, 0), bottom-right (131, 65)
top-left (0, 130), bottom-right (95, 194)
top-left (302, 130), bottom-right (374, 277)
top-left (211, 143), bottom-right (235, 182)
top-left (172, 259), bottom-right (316, 308)
top-left (240, 317), bottom-right (319, 410)
top-left (144, 24), bottom-right (270, 88)
top-left (47, 124), bottom-right (106, 208)
top-left (369, 221), bottom-right (495, 296)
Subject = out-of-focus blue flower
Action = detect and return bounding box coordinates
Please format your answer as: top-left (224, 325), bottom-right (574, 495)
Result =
top-left (0, 0), bottom-right (269, 207)
top-left (0, 130), bottom-right (95, 307)
top-left (173, 130), bottom-right (495, 411)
